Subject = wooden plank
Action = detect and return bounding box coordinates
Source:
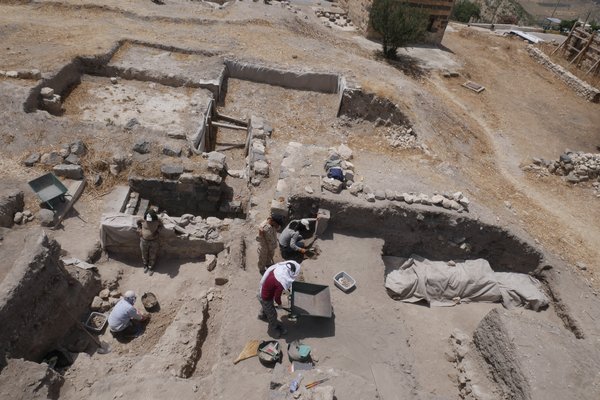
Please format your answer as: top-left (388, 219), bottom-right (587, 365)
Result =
top-left (215, 112), bottom-right (248, 126)
top-left (212, 121), bottom-right (248, 131)
top-left (52, 179), bottom-right (87, 229)
top-left (570, 32), bottom-right (596, 66)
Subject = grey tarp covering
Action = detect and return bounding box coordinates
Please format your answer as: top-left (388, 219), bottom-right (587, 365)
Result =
top-left (100, 213), bottom-right (139, 250)
top-left (384, 255), bottom-right (548, 310)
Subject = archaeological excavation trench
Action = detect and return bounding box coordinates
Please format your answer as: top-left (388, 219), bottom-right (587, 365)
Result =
top-left (4, 26), bottom-right (600, 399)
top-left (285, 193), bottom-right (600, 399)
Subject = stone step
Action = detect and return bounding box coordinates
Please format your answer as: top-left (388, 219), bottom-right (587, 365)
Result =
top-left (136, 198), bottom-right (149, 216)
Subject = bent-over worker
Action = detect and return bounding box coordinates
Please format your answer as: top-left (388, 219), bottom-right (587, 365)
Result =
top-left (137, 209), bottom-right (162, 275)
top-left (107, 290), bottom-right (149, 337)
top-left (258, 261), bottom-right (301, 338)
top-left (256, 214), bottom-right (283, 275)
top-left (278, 219), bottom-right (310, 263)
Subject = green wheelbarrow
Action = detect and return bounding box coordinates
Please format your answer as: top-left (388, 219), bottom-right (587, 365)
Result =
top-left (28, 173), bottom-right (69, 210)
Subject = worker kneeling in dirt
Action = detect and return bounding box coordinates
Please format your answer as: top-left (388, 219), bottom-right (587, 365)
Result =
top-left (256, 214), bottom-right (284, 275)
top-left (278, 219), bottom-right (309, 263)
top-left (258, 261), bottom-right (301, 338)
top-left (108, 290), bottom-right (150, 338)
top-left (137, 209), bottom-right (162, 276)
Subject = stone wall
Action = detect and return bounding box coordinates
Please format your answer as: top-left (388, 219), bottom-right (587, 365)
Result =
top-left (129, 175), bottom-right (229, 217)
top-left (288, 194), bottom-right (544, 274)
top-left (0, 231), bottom-right (99, 368)
top-left (527, 46), bottom-right (600, 103)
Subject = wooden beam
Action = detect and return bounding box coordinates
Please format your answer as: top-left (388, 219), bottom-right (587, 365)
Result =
top-left (212, 121), bottom-right (248, 131)
top-left (215, 112), bottom-right (248, 126)
top-left (586, 58), bottom-right (600, 75)
top-left (570, 32), bottom-right (595, 66)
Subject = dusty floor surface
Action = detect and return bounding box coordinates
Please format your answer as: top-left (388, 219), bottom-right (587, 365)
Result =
top-left (1, 1), bottom-right (599, 399)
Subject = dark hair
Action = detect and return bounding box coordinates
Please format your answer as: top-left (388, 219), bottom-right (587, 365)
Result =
top-left (286, 262), bottom-right (296, 273)
top-left (144, 209), bottom-right (158, 221)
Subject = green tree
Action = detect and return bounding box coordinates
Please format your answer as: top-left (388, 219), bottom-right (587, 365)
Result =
top-left (559, 19), bottom-right (578, 32)
top-left (589, 20), bottom-right (600, 32)
top-left (451, 0), bottom-right (481, 23)
top-left (370, 0), bottom-right (428, 60)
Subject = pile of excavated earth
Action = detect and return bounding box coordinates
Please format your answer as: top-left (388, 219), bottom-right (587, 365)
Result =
top-left (0, 1), bottom-right (600, 400)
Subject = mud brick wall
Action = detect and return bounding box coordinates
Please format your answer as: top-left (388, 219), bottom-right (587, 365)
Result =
top-left (0, 232), bottom-right (99, 368)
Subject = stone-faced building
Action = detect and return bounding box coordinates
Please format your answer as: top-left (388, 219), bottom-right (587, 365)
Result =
top-left (337, 0), bottom-right (455, 45)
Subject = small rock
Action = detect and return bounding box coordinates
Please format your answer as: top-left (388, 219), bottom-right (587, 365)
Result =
top-left (37, 209), bottom-right (55, 226)
top-left (70, 140), bottom-right (87, 156)
top-left (90, 296), bottom-right (103, 311)
top-left (366, 193), bottom-right (375, 202)
top-left (99, 289), bottom-right (110, 300)
top-left (442, 198), bottom-right (454, 209)
top-left (322, 177), bottom-right (343, 193)
top-left (337, 144), bottom-right (353, 160)
top-left (349, 182), bottom-right (363, 196)
top-left (23, 210), bottom-right (32, 217)
top-left (110, 290), bottom-right (121, 298)
top-left (5, 71), bottom-right (18, 78)
top-left (132, 139), bottom-right (151, 154)
top-left (403, 194), bottom-right (414, 204)
top-left (207, 151), bottom-right (227, 172)
top-left (254, 160), bottom-right (269, 177)
top-left (305, 185), bottom-right (314, 194)
top-left (163, 144), bottom-right (182, 157)
top-left (124, 118), bottom-right (139, 131)
top-left (431, 194), bottom-right (445, 205)
top-left (59, 146), bottom-right (70, 158)
top-left (374, 190), bottom-right (386, 200)
top-left (92, 174), bottom-right (103, 186)
top-left (40, 87), bottom-right (54, 98)
top-left (13, 212), bottom-right (23, 224)
top-left (576, 262), bottom-right (587, 271)
top-left (215, 276), bottom-right (229, 286)
top-left (65, 153), bottom-right (80, 165)
top-left (206, 254), bottom-right (217, 271)
top-left (110, 77), bottom-right (118, 84)
top-left (23, 152), bottom-right (40, 167)
top-left (385, 189), bottom-right (395, 200)
top-left (40, 151), bottom-right (63, 166)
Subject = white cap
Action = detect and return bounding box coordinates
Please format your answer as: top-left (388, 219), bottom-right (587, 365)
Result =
top-left (300, 219), bottom-right (310, 229)
top-left (145, 214), bottom-right (153, 222)
top-left (124, 290), bottom-right (136, 300)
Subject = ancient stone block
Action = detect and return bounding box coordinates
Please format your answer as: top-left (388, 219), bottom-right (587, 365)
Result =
top-left (53, 164), bottom-right (84, 180)
top-left (161, 164), bottom-right (184, 179)
top-left (322, 177), bottom-right (343, 193)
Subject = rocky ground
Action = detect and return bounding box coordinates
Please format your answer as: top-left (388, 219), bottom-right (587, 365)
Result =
top-left (0, 1), bottom-right (599, 399)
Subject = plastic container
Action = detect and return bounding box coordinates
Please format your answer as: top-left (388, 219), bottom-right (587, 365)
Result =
top-left (84, 312), bottom-right (108, 333)
top-left (333, 271), bottom-right (356, 292)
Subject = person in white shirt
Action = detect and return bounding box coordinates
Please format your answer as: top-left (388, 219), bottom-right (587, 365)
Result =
top-left (107, 290), bottom-right (149, 337)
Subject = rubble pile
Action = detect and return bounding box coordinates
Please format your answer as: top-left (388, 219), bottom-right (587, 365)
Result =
top-left (383, 126), bottom-right (418, 149)
top-left (315, 9), bottom-right (354, 29)
top-left (524, 151), bottom-right (600, 187)
top-left (24, 139), bottom-right (88, 180)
